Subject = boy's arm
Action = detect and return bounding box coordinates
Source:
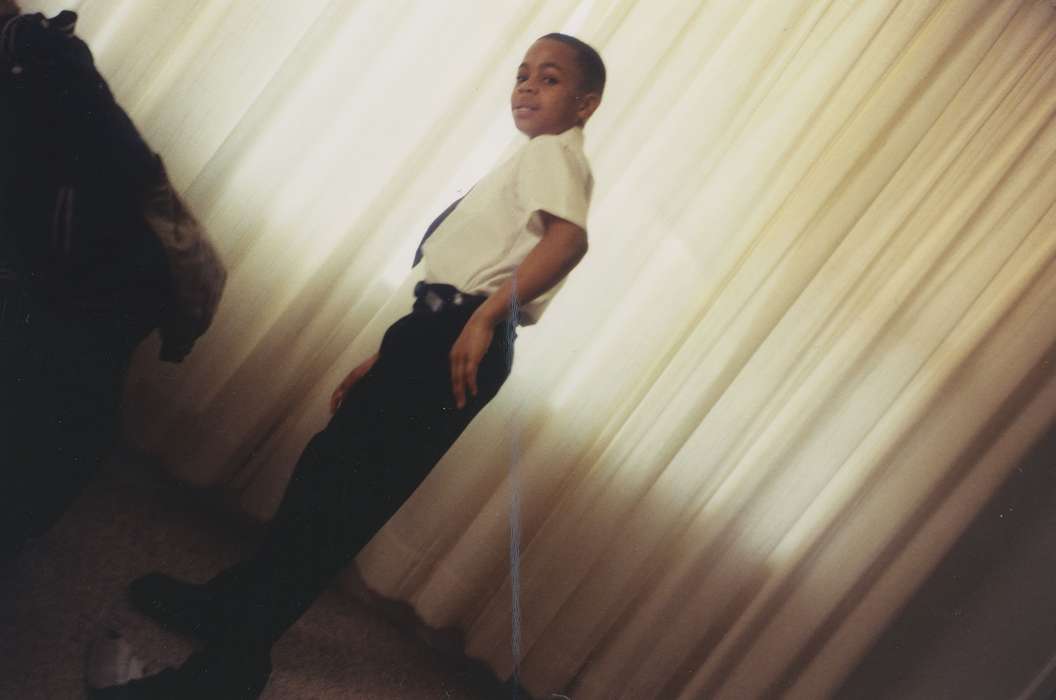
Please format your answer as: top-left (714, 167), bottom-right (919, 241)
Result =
top-left (450, 211), bottom-right (588, 409)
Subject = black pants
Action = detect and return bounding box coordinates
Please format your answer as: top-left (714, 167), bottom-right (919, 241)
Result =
top-left (207, 286), bottom-right (515, 646)
top-left (0, 292), bottom-right (141, 558)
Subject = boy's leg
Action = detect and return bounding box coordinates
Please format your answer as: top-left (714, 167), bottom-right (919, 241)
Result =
top-left (210, 306), bottom-right (514, 645)
top-left (124, 303), bottom-right (514, 698)
top-left (111, 306), bottom-right (511, 696)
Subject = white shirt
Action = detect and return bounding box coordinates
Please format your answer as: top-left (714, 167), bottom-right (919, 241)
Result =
top-left (420, 126), bottom-right (592, 325)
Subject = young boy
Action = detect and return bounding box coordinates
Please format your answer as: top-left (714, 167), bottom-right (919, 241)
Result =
top-left (97, 33), bottom-right (605, 699)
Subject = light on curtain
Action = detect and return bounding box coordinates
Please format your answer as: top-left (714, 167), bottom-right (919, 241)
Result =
top-left (27, 0), bottom-right (1056, 697)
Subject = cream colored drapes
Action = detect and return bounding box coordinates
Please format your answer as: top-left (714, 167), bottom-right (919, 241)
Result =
top-left (26, 0), bottom-right (1056, 697)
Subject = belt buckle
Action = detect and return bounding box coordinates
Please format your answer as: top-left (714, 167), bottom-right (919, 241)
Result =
top-left (424, 289), bottom-right (443, 312)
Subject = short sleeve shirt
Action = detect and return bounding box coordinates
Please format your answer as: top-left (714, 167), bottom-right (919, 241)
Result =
top-left (419, 126), bottom-right (592, 325)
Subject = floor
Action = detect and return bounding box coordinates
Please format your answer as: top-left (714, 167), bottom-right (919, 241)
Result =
top-left (0, 449), bottom-right (512, 699)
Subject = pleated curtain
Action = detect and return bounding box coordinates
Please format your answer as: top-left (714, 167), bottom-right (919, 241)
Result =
top-left (27, 0), bottom-right (1056, 697)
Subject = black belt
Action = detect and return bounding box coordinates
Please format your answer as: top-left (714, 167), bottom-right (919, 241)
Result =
top-left (413, 281), bottom-right (485, 313)
top-left (412, 282), bottom-right (520, 335)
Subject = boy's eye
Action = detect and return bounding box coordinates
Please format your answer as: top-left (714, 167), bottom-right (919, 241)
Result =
top-left (516, 74), bottom-right (528, 82)
top-left (543, 76), bottom-right (559, 85)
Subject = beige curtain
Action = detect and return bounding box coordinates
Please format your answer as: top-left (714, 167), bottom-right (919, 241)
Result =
top-left (27, 0), bottom-right (1056, 696)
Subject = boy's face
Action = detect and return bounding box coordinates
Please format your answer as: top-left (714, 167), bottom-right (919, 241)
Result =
top-left (511, 39), bottom-right (600, 138)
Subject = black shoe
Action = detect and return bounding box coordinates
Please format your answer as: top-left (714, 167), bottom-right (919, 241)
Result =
top-left (86, 646), bottom-right (271, 700)
top-left (128, 572), bottom-right (225, 643)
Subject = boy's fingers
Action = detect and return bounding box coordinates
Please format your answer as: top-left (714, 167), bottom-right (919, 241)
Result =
top-left (466, 361), bottom-right (479, 398)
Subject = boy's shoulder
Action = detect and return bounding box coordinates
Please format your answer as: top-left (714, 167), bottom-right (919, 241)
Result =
top-left (512, 127), bottom-right (593, 202)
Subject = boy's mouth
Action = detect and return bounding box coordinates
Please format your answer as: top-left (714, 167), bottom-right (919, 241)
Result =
top-left (513, 105), bottom-right (537, 116)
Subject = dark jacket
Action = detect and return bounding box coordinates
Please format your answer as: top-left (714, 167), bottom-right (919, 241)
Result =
top-left (0, 11), bottom-right (203, 356)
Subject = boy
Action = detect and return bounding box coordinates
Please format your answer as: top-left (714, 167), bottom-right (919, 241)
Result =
top-left (98, 33), bottom-right (605, 699)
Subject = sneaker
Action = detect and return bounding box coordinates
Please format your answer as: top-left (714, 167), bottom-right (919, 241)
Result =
top-left (86, 646), bottom-right (271, 700)
top-left (128, 572), bottom-right (225, 643)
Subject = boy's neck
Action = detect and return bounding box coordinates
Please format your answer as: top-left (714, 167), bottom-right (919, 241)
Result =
top-left (528, 125), bottom-right (584, 140)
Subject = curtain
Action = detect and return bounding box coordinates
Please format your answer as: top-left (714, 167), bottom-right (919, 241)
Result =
top-left (26, 0), bottom-right (1056, 697)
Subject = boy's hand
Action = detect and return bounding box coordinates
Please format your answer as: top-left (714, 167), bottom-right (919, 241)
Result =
top-left (450, 315), bottom-right (495, 409)
top-left (330, 353), bottom-right (378, 414)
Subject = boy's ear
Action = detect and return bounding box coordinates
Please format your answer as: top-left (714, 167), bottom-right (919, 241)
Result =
top-left (576, 92), bottom-right (602, 123)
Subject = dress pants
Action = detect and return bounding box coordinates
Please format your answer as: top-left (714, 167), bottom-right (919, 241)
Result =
top-left (207, 288), bottom-right (515, 647)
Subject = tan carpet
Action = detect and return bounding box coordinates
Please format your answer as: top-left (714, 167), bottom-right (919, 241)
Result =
top-left (0, 449), bottom-right (512, 699)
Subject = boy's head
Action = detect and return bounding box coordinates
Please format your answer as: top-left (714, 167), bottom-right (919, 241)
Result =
top-left (511, 33), bottom-right (604, 138)
top-left (0, 0), bottom-right (20, 17)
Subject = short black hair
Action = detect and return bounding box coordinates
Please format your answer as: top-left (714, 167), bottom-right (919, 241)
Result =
top-left (539, 33), bottom-right (606, 97)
